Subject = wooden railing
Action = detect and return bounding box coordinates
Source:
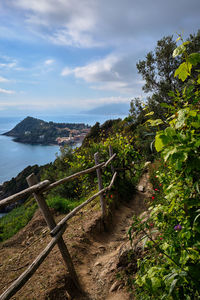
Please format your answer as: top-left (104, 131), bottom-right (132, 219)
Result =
top-left (0, 147), bottom-right (117, 300)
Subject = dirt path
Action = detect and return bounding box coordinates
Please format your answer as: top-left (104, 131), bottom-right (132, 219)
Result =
top-left (72, 172), bottom-right (150, 300)
top-left (0, 172), bottom-right (151, 300)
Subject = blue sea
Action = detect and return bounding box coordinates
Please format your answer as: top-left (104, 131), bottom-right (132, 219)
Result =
top-left (0, 114), bottom-right (125, 184)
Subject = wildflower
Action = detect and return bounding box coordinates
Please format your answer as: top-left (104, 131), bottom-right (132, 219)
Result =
top-left (155, 188), bottom-right (159, 191)
top-left (110, 194), bottom-right (113, 198)
top-left (160, 237), bottom-right (163, 240)
top-left (174, 224), bottom-right (182, 231)
top-left (159, 183), bottom-right (162, 186)
top-left (152, 196), bottom-right (155, 200)
top-left (149, 223), bottom-right (154, 227)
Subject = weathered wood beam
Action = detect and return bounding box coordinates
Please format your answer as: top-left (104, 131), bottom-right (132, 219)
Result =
top-left (45, 162), bottom-right (105, 191)
top-left (0, 180), bottom-right (50, 208)
top-left (94, 152), bottom-right (106, 222)
top-left (103, 153), bottom-right (116, 169)
top-left (27, 174), bottom-right (81, 292)
top-left (51, 171), bottom-right (117, 237)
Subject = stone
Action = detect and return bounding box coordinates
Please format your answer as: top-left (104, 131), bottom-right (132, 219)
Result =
top-left (94, 261), bottom-right (102, 267)
top-left (109, 281), bottom-right (121, 292)
top-left (137, 185), bottom-right (144, 192)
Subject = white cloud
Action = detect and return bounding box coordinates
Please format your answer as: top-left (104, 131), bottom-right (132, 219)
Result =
top-left (0, 88), bottom-right (15, 94)
top-left (0, 76), bottom-right (9, 83)
top-left (44, 59), bottom-right (54, 65)
top-left (6, 0), bottom-right (200, 48)
top-left (0, 62), bottom-right (17, 69)
top-left (61, 53), bottom-right (144, 94)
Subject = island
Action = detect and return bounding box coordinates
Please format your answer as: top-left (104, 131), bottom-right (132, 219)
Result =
top-left (3, 116), bottom-right (91, 146)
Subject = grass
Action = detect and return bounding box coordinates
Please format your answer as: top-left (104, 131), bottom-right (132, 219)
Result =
top-left (46, 195), bottom-right (83, 213)
top-left (0, 189), bottom-right (100, 242)
top-left (0, 200), bottom-right (37, 242)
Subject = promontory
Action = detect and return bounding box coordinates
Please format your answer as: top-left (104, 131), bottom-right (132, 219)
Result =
top-left (3, 116), bottom-right (91, 145)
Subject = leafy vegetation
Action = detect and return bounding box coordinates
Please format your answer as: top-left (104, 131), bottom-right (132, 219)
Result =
top-left (0, 200), bottom-right (37, 241)
top-left (135, 31), bottom-right (200, 119)
top-left (128, 36), bottom-right (200, 299)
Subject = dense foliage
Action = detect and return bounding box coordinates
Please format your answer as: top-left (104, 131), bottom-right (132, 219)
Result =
top-left (128, 37), bottom-right (200, 299)
top-left (134, 31), bottom-right (200, 119)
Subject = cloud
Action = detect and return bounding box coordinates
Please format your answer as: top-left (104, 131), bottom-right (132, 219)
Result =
top-left (0, 76), bottom-right (9, 83)
top-left (0, 88), bottom-right (15, 94)
top-left (44, 59), bottom-right (54, 65)
top-left (6, 0), bottom-right (200, 48)
top-left (61, 52), bottom-right (144, 94)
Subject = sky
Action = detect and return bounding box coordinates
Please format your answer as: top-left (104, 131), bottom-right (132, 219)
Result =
top-left (0, 0), bottom-right (199, 117)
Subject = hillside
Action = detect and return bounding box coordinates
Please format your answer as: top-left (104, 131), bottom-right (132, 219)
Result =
top-left (3, 116), bottom-right (91, 145)
top-left (0, 172), bottom-right (150, 299)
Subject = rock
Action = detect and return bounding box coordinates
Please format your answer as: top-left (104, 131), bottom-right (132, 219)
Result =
top-left (109, 281), bottom-right (121, 292)
top-left (98, 246), bottom-right (106, 251)
top-left (117, 242), bottom-right (132, 267)
top-left (94, 261), bottom-right (102, 267)
top-left (144, 161), bottom-right (151, 168)
top-left (137, 185), bottom-right (144, 192)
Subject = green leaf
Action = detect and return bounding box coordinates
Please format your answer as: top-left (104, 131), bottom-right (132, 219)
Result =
top-left (188, 53), bottom-right (200, 66)
top-left (145, 111), bottom-right (154, 116)
top-left (191, 122), bottom-right (200, 129)
top-left (173, 44), bottom-right (186, 57)
top-left (169, 278), bottom-right (178, 295)
top-left (160, 103), bottom-right (172, 109)
top-left (175, 109), bottom-right (187, 129)
top-left (189, 110), bottom-right (197, 117)
top-left (174, 62), bottom-right (192, 81)
top-left (148, 119), bottom-right (164, 126)
top-left (155, 134), bottom-right (164, 152)
top-left (182, 41), bottom-right (191, 46)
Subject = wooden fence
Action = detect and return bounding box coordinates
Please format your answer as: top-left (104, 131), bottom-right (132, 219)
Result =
top-left (0, 147), bottom-right (117, 300)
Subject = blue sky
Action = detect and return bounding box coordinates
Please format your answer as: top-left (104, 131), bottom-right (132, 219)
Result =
top-left (0, 0), bottom-right (199, 117)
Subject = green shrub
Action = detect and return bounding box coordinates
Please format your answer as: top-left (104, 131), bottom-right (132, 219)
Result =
top-left (128, 38), bottom-right (200, 299)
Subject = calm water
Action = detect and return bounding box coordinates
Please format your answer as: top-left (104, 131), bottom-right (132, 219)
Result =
top-left (0, 114), bottom-right (125, 184)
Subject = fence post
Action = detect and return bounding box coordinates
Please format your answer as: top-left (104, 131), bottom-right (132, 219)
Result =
top-left (109, 145), bottom-right (115, 174)
top-left (94, 152), bottom-right (107, 228)
top-left (26, 173), bottom-right (81, 293)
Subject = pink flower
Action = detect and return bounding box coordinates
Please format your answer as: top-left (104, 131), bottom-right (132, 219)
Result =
top-left (155, 188), bottom-right (158, 191)
top-left (152, 196), bottom-right (155, 200)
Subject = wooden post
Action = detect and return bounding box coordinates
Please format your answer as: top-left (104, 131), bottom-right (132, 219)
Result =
top-left (26, 174), bottom-right (81, 292)
top-left (109, 145), bottom-right (115, 174)
top-left (94, 153), bottom-right (107, 228)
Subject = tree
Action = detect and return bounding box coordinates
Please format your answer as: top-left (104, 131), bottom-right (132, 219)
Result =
top-left (136, 31), bottom-right (200, 118)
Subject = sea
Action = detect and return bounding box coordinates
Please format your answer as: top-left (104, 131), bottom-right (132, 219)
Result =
top-left (0, 114), bottom-right (125, 185)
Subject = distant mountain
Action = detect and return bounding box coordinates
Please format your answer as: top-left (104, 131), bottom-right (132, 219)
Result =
top-left (3, 116), bottom-right (90, 145)
top-left (83, 103), bottom-right (130, 115)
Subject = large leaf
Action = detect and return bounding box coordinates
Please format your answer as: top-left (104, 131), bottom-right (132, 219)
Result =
top-left (173, 44), bottom-right (186, 57)
top-left (174, 62), bottom-right (192, 81)
top-left (155, 134), bottom-right (165, 152)
top-left (188, 53), bottom-right (200, 66)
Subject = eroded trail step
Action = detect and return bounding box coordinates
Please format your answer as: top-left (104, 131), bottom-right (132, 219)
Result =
top-left (75, 172), bottom-right (151, 300)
